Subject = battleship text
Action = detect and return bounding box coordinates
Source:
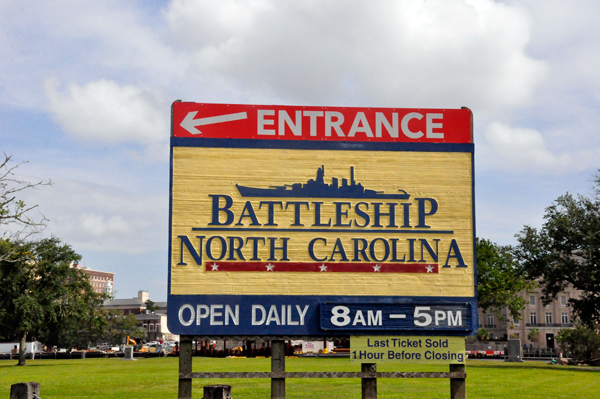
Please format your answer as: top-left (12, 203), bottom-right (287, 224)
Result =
top-left (207, 195), bottom-right (438, 229)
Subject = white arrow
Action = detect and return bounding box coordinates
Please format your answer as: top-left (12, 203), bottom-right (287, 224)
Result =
top-left (180, 111), bottom-right (248, 135)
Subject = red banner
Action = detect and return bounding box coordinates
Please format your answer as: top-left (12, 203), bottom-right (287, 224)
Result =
top-left (172, 102), bottom-right (472, 143)
top-left (204, 261), bottom-right (439, 273)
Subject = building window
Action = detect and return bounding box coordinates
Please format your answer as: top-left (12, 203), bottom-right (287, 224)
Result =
top-left (545, 313), bottom-right (553, 324)
top-left (561, 313), bottom-right (569, 324)
top-left (530, 312), bottom-right (537, 324)
top-left (156, 323), bottom-right (161, 332)
top-left (487, 315), bottom-right (494, 327)
top-left (143, 323), bottom-right (148, 330)
top-left (149, 324), bottom-right (155, 332)
top-left (560, 296), bottom-right (567, 306)
top-left (514, 316), bottom-right (520, 325)
top-left (529, 295), bottom-right (536, 305)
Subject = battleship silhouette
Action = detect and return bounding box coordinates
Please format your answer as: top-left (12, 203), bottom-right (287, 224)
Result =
top-left (235, 166), bottom-right (410, 199)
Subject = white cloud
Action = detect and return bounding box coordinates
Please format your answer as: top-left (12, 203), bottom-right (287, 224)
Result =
top-left (165, 0), bottom-right (547, 112)
top-left (501, 1), bottom-right (600, 151)
top-left (0, 1), bottom-right (184, 109)
top-left (4, 0), bottom-right (550, 135)
top-left (44, 79), bottom-right (169, 145)
top-left (482, 122), bottom-right (573, 172)
top-left (80, 213), bottom-right (132, 238)
top-left (22, 178), bottom-right (167, 254)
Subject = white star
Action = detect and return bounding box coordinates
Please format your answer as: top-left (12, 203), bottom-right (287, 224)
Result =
top-left (211, 263), bottom-right (219, 271)
top-left (319, 264), bottom-right (328, 272)
top-left (426, 265), bottom-right (434, 273)
top-left (373, 264), bottom-right (381, 272)
top-left (266, 263), bottom-right (275, 271)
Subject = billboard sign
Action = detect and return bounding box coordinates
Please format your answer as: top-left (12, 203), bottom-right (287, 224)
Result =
top-left (168, 102), bottom-right (476, 337)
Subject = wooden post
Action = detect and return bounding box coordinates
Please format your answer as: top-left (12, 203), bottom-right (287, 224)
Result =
top-left (271, 340), bottom-right (285, 399)
top-left (361, 363), bottom-right (377, 399)
top-left (10, 382), bottom-right (40, 399)
top-left (450, 364), bottom-right (466, 399)
top-left (178, 336), bottom-right (193, 399)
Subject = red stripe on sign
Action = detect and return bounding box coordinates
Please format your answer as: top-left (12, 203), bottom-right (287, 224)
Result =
top-left (173, 102), bottom-right (472, 144)
top-left (205, 262), bottom-right (438, 273)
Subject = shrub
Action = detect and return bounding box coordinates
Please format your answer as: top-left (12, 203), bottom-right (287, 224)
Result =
top-left (476, 328), bottom-right (489, 341)
top-left (557, 324), bottom-right (600, 365)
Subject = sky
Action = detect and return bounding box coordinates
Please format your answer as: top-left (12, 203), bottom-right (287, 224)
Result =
top-left (1, 0), bottom-right (599, 302)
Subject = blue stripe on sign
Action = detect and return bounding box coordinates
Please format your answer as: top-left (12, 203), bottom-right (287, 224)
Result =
top-left (192, 227), bottom-right (454, 234)
top-left (167, 295), bottom-right (476, 337)
top-left (171, 137), bottom-right (474, 153)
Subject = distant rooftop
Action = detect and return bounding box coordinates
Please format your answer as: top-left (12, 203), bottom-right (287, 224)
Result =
top-left (103, 291), bottom-right (164, 309)
top-left (69, 262), bottom-right (114, 275)
top-left (104, 298), bottom-right (144, 306)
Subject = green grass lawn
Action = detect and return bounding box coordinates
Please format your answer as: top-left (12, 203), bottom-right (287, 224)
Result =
top-left (1, 357), bottom-right (598, 398)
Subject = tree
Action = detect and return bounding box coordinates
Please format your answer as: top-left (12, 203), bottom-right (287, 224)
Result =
top-left (557, 324), bottom-right (600, 365)
top-left (41, 285), bottom-right (109, 350)
top-left (101, 310), bottom-right (146, 345)
top-left (513, 173), bottom-right (600, 326)
top-left (476, 238), bottom-right (535, 322)
top-left (0, 237), bottom-right (107, 365)
top-left (527, 328), bottom-right (541, 346)
top-left (144, 299), bottom-right (159, 313)
top-left (0, 154), bottom-right (50, 259)
top-left (476, 328), bottom-right (489, 341)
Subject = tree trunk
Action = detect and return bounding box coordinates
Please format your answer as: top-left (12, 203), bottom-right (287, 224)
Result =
top-left (17, 332), bottom-right (27, 366)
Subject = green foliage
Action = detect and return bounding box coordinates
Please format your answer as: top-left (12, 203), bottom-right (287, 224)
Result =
top-left (557, 324), bottom-right (600, 365)
top-left (514, 173), bottom-right (600, 326)
top-left (0, 237), bottom-right (108, 362)
top-left (476, 328), bottom-right (489, 341)
top-left (476, 238), bottom-right (535, 321)
top-left (145, 299), bottom-right (159, 312)
top-left (528, 328), bottom-right (541, 343)
top-left (101, 310), bottom-right (146, 345)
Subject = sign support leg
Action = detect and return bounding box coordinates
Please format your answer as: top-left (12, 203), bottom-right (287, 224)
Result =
top-left (178, 335), bottom-right (193, 399)
top-left (361, 363), bottom-right (377, 399)
top-left (271, 340), bottom-right (285, 399)
top-left (450, 364), bottom-right (466, 399)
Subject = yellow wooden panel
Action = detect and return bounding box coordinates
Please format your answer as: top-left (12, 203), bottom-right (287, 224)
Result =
top-left (171, 147), bottom-right (474, 297)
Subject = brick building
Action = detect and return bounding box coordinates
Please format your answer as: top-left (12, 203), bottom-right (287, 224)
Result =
top-left (72, 264), bottom-right (114, 295)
